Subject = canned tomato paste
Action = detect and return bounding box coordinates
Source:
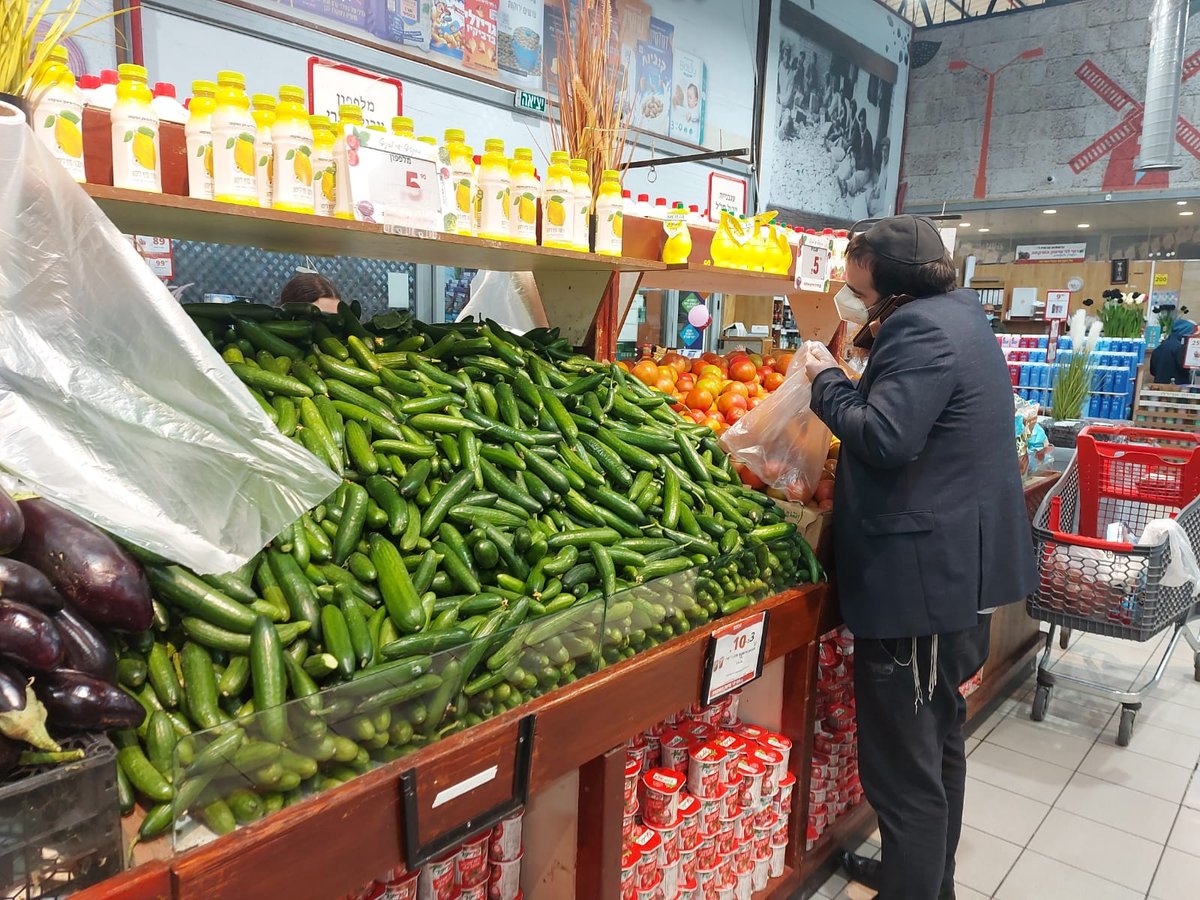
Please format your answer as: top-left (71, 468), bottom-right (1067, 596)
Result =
top-left (640, 768), bottom-right (686, 827)
top-left (688, 743), bottom-right (728, 798)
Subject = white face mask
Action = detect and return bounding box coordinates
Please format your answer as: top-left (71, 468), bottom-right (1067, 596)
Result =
top-left (834, 284), bottom-right (871, 325)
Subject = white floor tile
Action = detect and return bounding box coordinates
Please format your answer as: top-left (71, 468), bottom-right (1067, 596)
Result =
top-left (1098, 718), bottom-right (1200, 768)
top-left (1056, 771), bottom-right (1180, 843)
top-left (1045, 651), bottom-right (1148, 692)
top-left (961, 777), bottom-right (1052, 845)
top-left (995, 850), bottom-right (1144, 900)
top-left (952, 824), bottom-right (1022, 896)
top-left (950, 888), bottom-right (989, 900)
top-left (1029, 808), bottom-right (1163, 893)
top-left (967, 741), bottom-right (1076, 803)
top-left (1150, 847), bottom-right (1200, 900)
top-left (964, 736), bottom-right (981, 757)
top-left (1185, 774), bottom-right (1200, 811)
top-left (817, 870), bottom-right (848, 898)
top-left (1027, 692), bottom-right (1117, 742)
top-left (1079, 740), bottom-right (1195, 802)
top-left (986, 715), bottom-right (1097, 770)
top-left (1168, 805), bottom-right (1200, 858)
top-left (1136, 698), bottom-right (1200, 739)
top-left (969, 694), bottom-right (1029, 742)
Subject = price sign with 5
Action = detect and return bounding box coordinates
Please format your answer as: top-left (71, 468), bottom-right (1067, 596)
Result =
top-left (343, 128), bottom-right (446, 233)
top-left (796, 234), bottom-right (831, 294)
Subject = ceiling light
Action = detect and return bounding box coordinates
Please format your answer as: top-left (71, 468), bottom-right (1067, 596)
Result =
top-left (977, 227), bottom-right (990, 233)
top-left (1177, 200), bottom-right (1188, 206)
top-left (1182, 211), bottom-right (1194, 217)
top-left (958, 222), bottom-right (971, 228)
top-left (1077, 223), bottom-right (1090, 229)
top-left (1043, 209), bottom-right (1057, 214)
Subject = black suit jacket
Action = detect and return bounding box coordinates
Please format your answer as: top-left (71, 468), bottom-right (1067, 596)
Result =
top-left (811, 289), bottom-right (1037, 639)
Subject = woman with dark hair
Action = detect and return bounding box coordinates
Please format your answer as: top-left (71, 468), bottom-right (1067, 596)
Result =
top-left (280, 272), bottom-right (340, 314)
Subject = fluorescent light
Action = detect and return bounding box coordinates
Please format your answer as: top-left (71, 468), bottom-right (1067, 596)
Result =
top-left (1043, 209), bottom-right (1057, 214)
top-left (958, 222), bottom-right (971, 228)
top-left (1177, 200), bottom-right (1188, 206)
top-left (977, 227), bottom-right (990, 233)
top-left (1077, 223), bottom-right (1090, 229)
top-left (1182, 211), bottom-right (1195, 217)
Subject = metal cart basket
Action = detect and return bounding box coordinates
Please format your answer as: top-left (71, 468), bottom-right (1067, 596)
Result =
top-left (1027, 425), bottom-right (1200, 746)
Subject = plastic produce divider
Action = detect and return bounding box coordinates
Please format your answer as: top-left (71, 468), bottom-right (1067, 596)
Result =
top-left (400, 713), bottom-right (536, 867)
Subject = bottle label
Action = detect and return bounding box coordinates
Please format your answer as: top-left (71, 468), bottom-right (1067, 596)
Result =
top-left (212, 108), bottom-right (258, 202)
top-left (112, 106), bottom-right (162, 192)
top-left (312, 149), bottom-right (336, 216)
top-left (186, 119), bottom-right (214, 200)
top-left (542, 184), bottom-right (572, 246)
top-left (664, 209), bottom-right (688, 237)
top-left (479, 170), bottom-right (511, 238)
top-left (34, 92), bottom-right (85, 181)
top-left (255, 126), bottom-right (274, 208)
top-left (273, 127), bottom-right (315, 211)
top-left (448, 155), bottom-right (477, 236)
top-left (510, 177), bottom-right (538, 243)
top-left (595, 200), bottom-right (623, 256)
top-left (575, 191), bottom-right (591, 250)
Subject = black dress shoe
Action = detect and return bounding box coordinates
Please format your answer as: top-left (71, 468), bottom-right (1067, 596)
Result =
top-left (839, 850), bottom-right (880, 889)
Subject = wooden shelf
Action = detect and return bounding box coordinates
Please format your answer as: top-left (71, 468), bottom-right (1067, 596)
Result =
top-left (640, 263), bottom-right (798, 296)
top-left (75, 584), bottom-right (829, 900)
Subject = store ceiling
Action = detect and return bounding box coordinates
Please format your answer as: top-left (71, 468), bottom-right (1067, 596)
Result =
top-left (883, 0), bottom-right (1056, 27)
top-left (947, 198), bottom-right (1198, 239)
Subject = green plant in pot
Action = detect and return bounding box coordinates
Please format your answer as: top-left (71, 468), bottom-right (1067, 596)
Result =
top-left (1097, 289), bottom-right (1148, 339)
top-left (1052, 310), bottom-right (1100, 421)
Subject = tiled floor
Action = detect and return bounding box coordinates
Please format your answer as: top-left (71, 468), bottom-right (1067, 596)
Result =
top-left (813, 623), bottom-right (1200, 899)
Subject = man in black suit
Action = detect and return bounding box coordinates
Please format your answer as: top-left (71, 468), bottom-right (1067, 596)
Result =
top-left (807, 216), bottom-right (1037, 900)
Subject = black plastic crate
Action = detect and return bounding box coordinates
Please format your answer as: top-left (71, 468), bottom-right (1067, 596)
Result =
top-left (0, 735), bottom-right (123, 899)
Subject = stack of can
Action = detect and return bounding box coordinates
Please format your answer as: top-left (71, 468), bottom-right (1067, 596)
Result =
top-left (620, 692), bottom-right (797, 899)
top-left (807, 627), bottom-right (862, 852)
top-left (344, 808), bottom-right (524, 900)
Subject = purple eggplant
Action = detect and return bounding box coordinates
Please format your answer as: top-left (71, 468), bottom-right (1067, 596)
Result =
top-left (0, 558), bottom-right (65, 613)
top-left (0, 599), bottom-right (63, 672)
top-left (0, 735), bottom-right (19, 776)
top-left (52, 603), bottom-right (117, 683)
top-left (13, 499), bottom-right (152, 631)
top-left (0, 663), bottom-right (26, 714)
top-left (33, 669), bottom-right (145, 732)
top-left (0, 487), bottom-right (23, 555)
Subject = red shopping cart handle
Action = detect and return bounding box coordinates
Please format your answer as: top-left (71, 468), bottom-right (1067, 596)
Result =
top-left (1046, 531), bottom-right (1135, 552)
top-left (1080, 424), bottom-right (1200, 446)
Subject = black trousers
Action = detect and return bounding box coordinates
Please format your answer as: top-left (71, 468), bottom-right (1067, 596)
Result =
top-left (854, 618), bottom-right (992, 900)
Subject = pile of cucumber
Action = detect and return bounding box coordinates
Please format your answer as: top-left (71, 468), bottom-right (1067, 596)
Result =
top-left (112, 302), bottom-right (820, 841)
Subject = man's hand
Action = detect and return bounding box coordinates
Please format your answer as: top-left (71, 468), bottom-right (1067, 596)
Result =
top-left (805, 343), bottom-right (841, 382)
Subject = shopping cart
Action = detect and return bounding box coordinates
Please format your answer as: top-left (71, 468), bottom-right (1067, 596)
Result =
top-left (1027, 425), bottom-right (1200, 746)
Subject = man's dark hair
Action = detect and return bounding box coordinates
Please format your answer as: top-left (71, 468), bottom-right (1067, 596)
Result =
top-left (846, 232), bottom-right (957, 299)
top-left (280, 272), bottom-right (340, 306)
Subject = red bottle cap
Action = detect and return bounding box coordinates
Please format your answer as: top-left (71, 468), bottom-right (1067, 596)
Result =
top-left (153, 82), bottom-right (176, 98)
top-left (78, 74), bottom-right (100, 90)
top-left (99, 69), bottom-right (118, 85)
top-left (655, 197), bottom-right (667, 206)
top-left (622, 189), bottom-right (632, 199)
top-left (637, 193), bottom-right (649, 203)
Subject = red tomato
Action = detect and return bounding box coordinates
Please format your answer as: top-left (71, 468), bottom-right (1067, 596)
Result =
top-left (730, 358), bottom-right (757, 383)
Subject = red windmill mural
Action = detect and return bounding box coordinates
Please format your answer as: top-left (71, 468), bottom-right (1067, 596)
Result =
top-left (1070, 50), bottom-right (1200, 191)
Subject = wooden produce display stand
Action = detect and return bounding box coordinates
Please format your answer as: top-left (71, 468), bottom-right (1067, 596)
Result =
top-left (63, 189), bottom-right (1047, 899)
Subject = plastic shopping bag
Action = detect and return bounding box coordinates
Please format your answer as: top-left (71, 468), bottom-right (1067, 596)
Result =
top-left (1141, 519), bottom-right (1200, 594)
top-left (0, 100), bottom-right (339, 574)
top-left (719, 343), bottom-right (832, 502)
top-left (456, 271), bottom-right (549, 334)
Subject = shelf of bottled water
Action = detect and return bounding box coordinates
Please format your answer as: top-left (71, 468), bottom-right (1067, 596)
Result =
top-left (996, 334), bottom-right (1146, 420)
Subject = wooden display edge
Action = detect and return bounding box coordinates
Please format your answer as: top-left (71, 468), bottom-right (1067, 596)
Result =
top-left (100, 584), bottom-right (827, 900)
top-left (83, 184), bottom-right (662, 275)
top-left (638, 262), bottom-right (845, 300)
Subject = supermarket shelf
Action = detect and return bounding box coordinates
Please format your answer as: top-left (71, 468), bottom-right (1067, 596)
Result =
top-left (640, 263), bottom-right (797, 296)
top-left (77, 583), bottom-right (829, 900)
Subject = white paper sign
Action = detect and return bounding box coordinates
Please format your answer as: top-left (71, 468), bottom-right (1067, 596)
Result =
top-left (1185, 336), bottom-right (1200, 369)
top-left (1044, 290), bottom-right (1071, 322)
top-left (133, 235), bottom-right (173, 279)
top-left (708, 172), bottom-right (746, 221)
top-left (796, 234), bottom-right (831, 293)
top-left (344, 129), bottom-right (446, 233)
top-left (703, 611), bottom-right (768, 704)
top-left (308, 57), bottom-right (402, 131)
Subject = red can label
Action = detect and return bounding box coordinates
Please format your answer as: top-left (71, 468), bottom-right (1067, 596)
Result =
top-left (632, 825), bottom-right (663, 889)
top-left (697, 831), bottom-right (718, 870)
top-left (640, 768), bottom-right (685, 828)
top-left (661, 732), bottom-right (692, 774)
top-left (490, 811), bottom-right (524, 863)
top-left (646, 815), bottom-right (681, 866)
top-left (680, 846), bottom-right (698, 883)
top-left (716, 819), bottom-right (736, 857)
top-left (488, 852), bottom-right (522, 900)
top-left (688, 743), bottom-right (728, 798)
top-left (458, 883), bottom-right (488, 900)
top-left (459, 833), bottom-right (490, 887)
top-left (418, 850), bottom-right (457, 900)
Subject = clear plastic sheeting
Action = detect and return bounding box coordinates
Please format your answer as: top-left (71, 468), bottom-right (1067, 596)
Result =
top-left (456, 271), bottom-right (548, 334)
top-left (0, 101), bottom-right (339, 574)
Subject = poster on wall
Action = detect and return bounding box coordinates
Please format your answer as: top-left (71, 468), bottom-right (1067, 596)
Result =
top-left (463, 0), bottom-right (499, 75)
top-left (760, 0), bottom-right (910, 222)
top-left (634, 17), bottom-right (673, 136)
top-left (669, 49), bottom-right (706, 145)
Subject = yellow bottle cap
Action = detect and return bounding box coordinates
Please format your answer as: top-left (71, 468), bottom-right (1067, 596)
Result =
top-left (417, 136), bottom-right (438, 145)
top-left (368, 124), bottom-right (386, 132)
top-left (444, 128), bottom-right (466, 143)
top-left (602, 169), bottom-right (619, 180)
top-left (338, 103), bottom-right (363, 121)
top-left (216, 70), bottom-right (245, 87)
top-left (484, 138), bottom-right (505, 153)
top-left (570, 157), bottom-right (588, 171)
top-left (514, 147), bottom-right (533, 161)
top-left (252, 94), bottom-right (276, 109)
top-left (278, 85), bottom-right (304, 103)
top-left (392, 116), bottom-right (413, 132)
top-left (118, 63), bottom-right (148, 80)
top-left (549, 150), bottom-right (570, 164)
top-left (192, 80), bottom-right (216, 96)
top-left (43, 45), bottom-right (68, 64)
top-left (309, 115), bottom-right (332, 130)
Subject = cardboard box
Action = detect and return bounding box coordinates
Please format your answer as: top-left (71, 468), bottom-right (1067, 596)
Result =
top-left (772, 498), bottom-right (832, 568)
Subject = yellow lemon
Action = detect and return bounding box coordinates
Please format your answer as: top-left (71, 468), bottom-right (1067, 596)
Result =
top-left (518, 194), bottom-right (536, 225)
top-left (234, 135), bottom-right (256, 176)
top-left (203, 143), bottom-right (213, 178)
top-left (294, 151), bottom-right (313, 186)
top-left (54, 116), bottom-right (82, 159)
top-left (132, 131), bottom-right (157, 171)
top-left (321, 169), bottom-right (336, 202)
top-left (455, 180), bottom-right (471, 213)
top-left (612, 211), bottom-right (623, 239)
top-left (547, 197), bottom-right (566, 227)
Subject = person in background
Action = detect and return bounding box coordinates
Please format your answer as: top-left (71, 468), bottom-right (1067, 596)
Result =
top-left (279, 271), bottom-right (340, 314)
top-left (868, 138), bottom-right (892, 218)
top-left (1151, 318), bottom-right (1195, 385)
top-left (806, 216), bottom-right (1037, 900)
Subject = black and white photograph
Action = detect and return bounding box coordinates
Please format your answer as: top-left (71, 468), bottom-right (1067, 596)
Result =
top-left (766, 0), bottom-right (907, 222)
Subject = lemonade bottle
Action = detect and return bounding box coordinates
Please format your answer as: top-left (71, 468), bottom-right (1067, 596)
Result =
top-left (542, 151), bottom-right (574, 248)
top-left (392, 116), bottom-right (414, 139)
top-left (569, 158), bottom-right (592, 252)
top-left (29, 45), bottom-right (85, 182)
top-left (661, 201), bottom-right (692, 265)
top-left (309, 115), bottom-right (336, 217)
top-left (442, 129), bottom-right (477, 236)
top-left (478, 138), bottom-right (511, 240)
top-left (272, 85), bottom-right (314, 214)
top-left (333, 103), bottom-right (363, 219)
top-left (185, 80), bottom-right (216, 200)
top-left (710, 211), bottom-right (739, 269)
top-left (593, 169), bottom-right (624, 257)
top-left (111, 64), bottom-right (161, 193)
top-left (251, 93), bottom-right (276, 208)
top-left (211, 70), bottom-right (257, 205)
top-left (509, 147), bottom-right (538, 245)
